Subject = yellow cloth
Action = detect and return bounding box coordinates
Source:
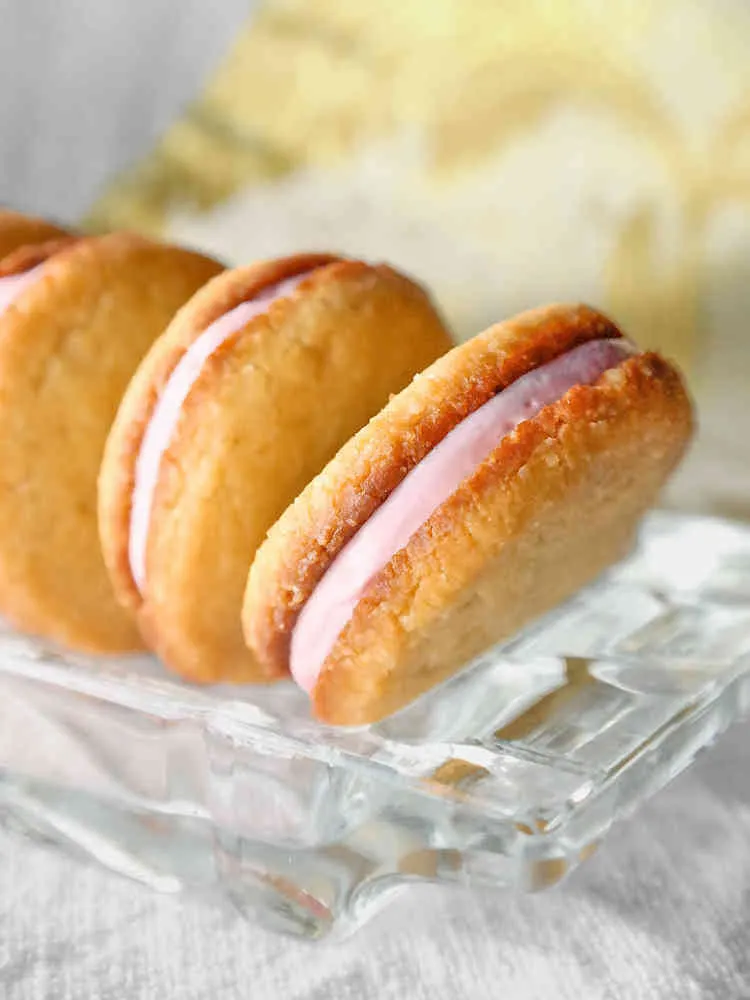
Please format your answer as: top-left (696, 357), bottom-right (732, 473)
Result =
top-left (90, 0), bottom-right (750, 517)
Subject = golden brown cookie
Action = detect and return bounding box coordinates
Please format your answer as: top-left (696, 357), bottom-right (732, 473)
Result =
top-left (243, 304), bottom-right (694, 725)
top-left (0, 232), bottom-right (222, 652)
top-left (0, 208), bottom-right (69, 259)
top-left (98, 255), bottom-right (452, 683)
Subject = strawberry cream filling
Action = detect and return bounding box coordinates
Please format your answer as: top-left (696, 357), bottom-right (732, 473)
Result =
top-left (0, 265), bottom-right (45, 313)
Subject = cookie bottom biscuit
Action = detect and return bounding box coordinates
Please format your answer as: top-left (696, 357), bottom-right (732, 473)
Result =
top-left (315, 357), bottom-right (690, 723)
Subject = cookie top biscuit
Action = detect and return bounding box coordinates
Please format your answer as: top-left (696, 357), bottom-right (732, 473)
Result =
top-left (99, 255), bottom-right (453, 682)
top-left (0, 232), bottom-right (222, 651)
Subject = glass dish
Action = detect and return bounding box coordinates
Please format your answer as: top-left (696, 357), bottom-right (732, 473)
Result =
top-left (0, 511), bottom-right (748, 939)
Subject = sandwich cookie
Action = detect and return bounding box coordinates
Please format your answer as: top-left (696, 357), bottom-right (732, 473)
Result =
top-left (243, 304), bottom-right (694, 724)
top-left (0, 208), bottom-right (69, 261)
top-left (0, 232), bottom-right (222, 652)
top-left (98, 255), bottom-right (452, 683)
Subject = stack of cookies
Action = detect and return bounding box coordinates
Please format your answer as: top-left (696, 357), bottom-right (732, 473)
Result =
top-left (0, 208), bottom-right (693, 724)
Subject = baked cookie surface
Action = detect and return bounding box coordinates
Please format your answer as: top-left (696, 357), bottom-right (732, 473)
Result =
top-left (243, 304), bottom-right (693, 724)
top-left (0, 232), bottom-right (222, 651)
top-left (0, 208), bottom-right (69, 260)
top-left (99, 255), bottom-right (452, 682)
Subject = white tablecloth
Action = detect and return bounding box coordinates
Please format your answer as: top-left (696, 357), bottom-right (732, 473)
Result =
top-left (1, 2), bottom-right (748, 997)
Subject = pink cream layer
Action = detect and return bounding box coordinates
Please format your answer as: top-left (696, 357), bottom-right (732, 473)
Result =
top-left (129, 270), bottom-right (318, 593)
top-left (0, 265), bottom-right (45, 313)
top-left (290, 336), bottom-right (637, 693)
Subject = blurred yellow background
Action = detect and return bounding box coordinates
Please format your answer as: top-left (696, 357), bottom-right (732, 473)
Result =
top-left (91, 0), bottom-right (750, 517)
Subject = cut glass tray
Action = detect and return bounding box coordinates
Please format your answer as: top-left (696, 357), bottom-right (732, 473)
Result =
top-left (0, 511), bottom-right (748, 939)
